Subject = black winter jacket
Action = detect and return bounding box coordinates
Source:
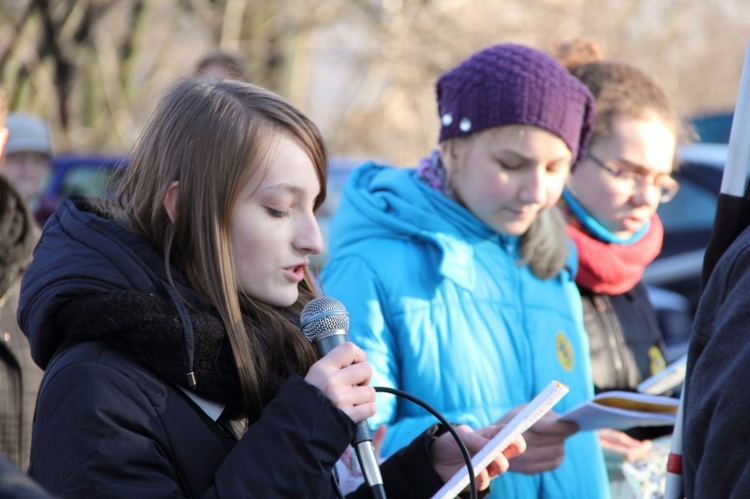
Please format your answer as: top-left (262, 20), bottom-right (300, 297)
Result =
top-left (19, 198), bottom-right (444, 498)
top-left (580, 281), bottom-right (667, 394)
top-left (579, 281), bottom-right (671, 440)
top-left (34, 341), bottom-right (440, 498)
top-left (683, 225), bottom-right (750, 498)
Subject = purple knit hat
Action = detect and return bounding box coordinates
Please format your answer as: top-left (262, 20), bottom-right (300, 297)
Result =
top-left (436, 43), bottom-right (596, 162)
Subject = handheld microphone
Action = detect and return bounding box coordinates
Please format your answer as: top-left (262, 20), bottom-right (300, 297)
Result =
top-left (301, 296), bottom-right (386, 499)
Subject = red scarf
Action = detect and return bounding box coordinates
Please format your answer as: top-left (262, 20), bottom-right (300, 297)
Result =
top-left (567, 215), bottom-right (664, 295)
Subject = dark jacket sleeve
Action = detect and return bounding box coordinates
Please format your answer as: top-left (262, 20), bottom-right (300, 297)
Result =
top-left (683, 228), bottom-right (750, 498)
top-left (32, 357), bottom-right (195, 497)
top-left (32, 342), bottom-right (449, 498)
top-left (347, 425), bottom-right (444, 499)
top-left (31, 346), bottom-right (355, 498)
top-left (210, 374), bottom-right (356, 498)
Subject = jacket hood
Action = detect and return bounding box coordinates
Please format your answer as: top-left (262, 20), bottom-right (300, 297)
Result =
top-left (326, 162), bottom-right (516, 289)
top-left (18, 197), bottom-right (233, 393)
top-left (21, 198), bottom-right (178, 365)
top-left (18, 198), bottom-right (311, 411)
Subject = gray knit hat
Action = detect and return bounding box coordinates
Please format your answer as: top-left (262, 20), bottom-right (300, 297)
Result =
top-left (5, 113), bottom-right (52, 156)
top-left (436, 43), bottom-right (596, 162)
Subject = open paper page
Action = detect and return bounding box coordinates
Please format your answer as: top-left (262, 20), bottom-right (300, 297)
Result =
top-left (432, 380), bottom-right (569, 499)
top-left (637, 354), bottom-right (687, 395)
top-left (558, 391), bottom-right (678, 431)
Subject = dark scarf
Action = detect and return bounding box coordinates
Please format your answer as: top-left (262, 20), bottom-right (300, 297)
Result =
top-left (55, 290), bottom-right (248, 414)
top-left (562, 191), bottom-right (663, 295)
top-left (48, 200), bottom-right (306, 420)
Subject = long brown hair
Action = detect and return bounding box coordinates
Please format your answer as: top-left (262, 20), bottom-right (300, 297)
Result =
top-left (116, 78), bottom-right (327, 419)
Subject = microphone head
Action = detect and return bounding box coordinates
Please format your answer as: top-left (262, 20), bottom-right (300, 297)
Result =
top-left (300, 296), bottom-right (350, 341)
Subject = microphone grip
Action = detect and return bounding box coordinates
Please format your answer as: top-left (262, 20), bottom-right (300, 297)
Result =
top-left (354, 439), bottom-right (386, 499)
top-left (312, 331), bottom-right (386, 497)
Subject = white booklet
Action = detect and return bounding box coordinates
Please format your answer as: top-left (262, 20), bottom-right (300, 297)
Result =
top-left (432, 380), bottom-right (569, 499)
top-left (636, 354), bottom-right (688, 395)
top-left (557, 391), bottom-right (678, 431)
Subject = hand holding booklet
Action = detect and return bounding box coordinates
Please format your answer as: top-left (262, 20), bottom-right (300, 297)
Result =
top-left (557, 391), bottom-right (678, 431)
top-left (432, 380), bottom-right (569, 499)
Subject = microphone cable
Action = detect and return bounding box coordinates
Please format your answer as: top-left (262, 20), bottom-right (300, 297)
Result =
top-left (374, 386), bottom-right (478, 499)
top-left (300, 297), bottom-right (477, 498)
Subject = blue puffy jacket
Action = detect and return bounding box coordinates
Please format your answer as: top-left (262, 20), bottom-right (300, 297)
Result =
top-left (322, 163), bottom-right (609, 499)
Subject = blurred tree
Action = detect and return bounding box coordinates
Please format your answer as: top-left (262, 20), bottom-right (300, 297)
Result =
top-left (309, 0), bottom-right (750, 164)
top-left (0, 0), bottom-right (355, 152)
top-left (0, 0), bottom-right (748, 165)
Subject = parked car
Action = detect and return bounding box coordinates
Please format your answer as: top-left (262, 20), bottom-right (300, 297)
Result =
top-left (34, 154), bottom-right (127, 225)
top-left (690, 111), bottom-right (733, 144)
top-left (46, 154), bottom-right (126, 200)
top-left (315, 157), bottom-right (367, 270)
top-left (644, 143), bottom-right (728, 312)
top-left (641, 142), bottom-right (730, 359)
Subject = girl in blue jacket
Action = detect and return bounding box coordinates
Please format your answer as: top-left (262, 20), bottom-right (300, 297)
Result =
top-left (18, 78), bottom-right (523, 498)
top-left (322, 43), bottom-right (610, 498)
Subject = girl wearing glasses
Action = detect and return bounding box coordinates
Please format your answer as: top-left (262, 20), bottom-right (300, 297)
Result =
top-left (553, 39), bottom-right (686, 498)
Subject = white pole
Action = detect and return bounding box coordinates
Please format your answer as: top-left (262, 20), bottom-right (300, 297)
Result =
top-left (720, 38), bottom-right (750, 196)
top-left (665, 36), bottom-right (750, 499)
top-left (664, 389), bottom-right (685, 499)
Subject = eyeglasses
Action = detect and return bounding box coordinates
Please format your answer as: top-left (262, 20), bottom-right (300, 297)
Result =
top-left (583, 151), bottom-right (680, 203)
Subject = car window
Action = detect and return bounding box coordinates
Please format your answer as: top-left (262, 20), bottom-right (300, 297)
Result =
top-left (657, 176), bottom-right (717, 232)
top-left (59, 164), bottom-right (118, 198)
top-left (314, 158), bottom-right (363, 271)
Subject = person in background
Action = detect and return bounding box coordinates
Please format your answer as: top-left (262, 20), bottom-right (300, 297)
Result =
top-left (18, 77), bottom-right (523, 497)
top-left (321, 43), bottom-right (610, 498)
top-left (194, 49), bottom-right (250, 82)
top-left (0, 174), bottom-right (43, 473)
top-left (551, 39), bottom-right (686, 498)
top-left (0, 89), bottom-right (45, 474)
top-left (3, 113), bottom-right (55, 226)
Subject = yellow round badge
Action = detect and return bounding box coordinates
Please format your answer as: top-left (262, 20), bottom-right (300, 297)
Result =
top-left (556, 332), bottom-right (575, 371)
top-left (648, 345), bottom-right (667, 375)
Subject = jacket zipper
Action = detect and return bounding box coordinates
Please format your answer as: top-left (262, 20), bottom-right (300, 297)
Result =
top-left (593, 295), bottom-right (628, 387)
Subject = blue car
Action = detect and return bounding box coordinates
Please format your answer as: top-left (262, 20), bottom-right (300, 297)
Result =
top-left (35, 154), bottom-right (127, 225)
top-left (645, 143), bottom-right (728, 311)
top-left (46, 154), bottom-right (127, 200)
top-left (643, 143), bottom-right (730, 360)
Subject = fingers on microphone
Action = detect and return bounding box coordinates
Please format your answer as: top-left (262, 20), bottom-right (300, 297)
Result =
top-left (337, 359), bottom-right (372, 388)
top-left (347, 403), bottom-right (377, 424)
top-left (337, 386), bottom-right (377, 423)
top-left (328, 342), bottom-right (368, 367)
top-left (326, 383), bottom-right (376, 410)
